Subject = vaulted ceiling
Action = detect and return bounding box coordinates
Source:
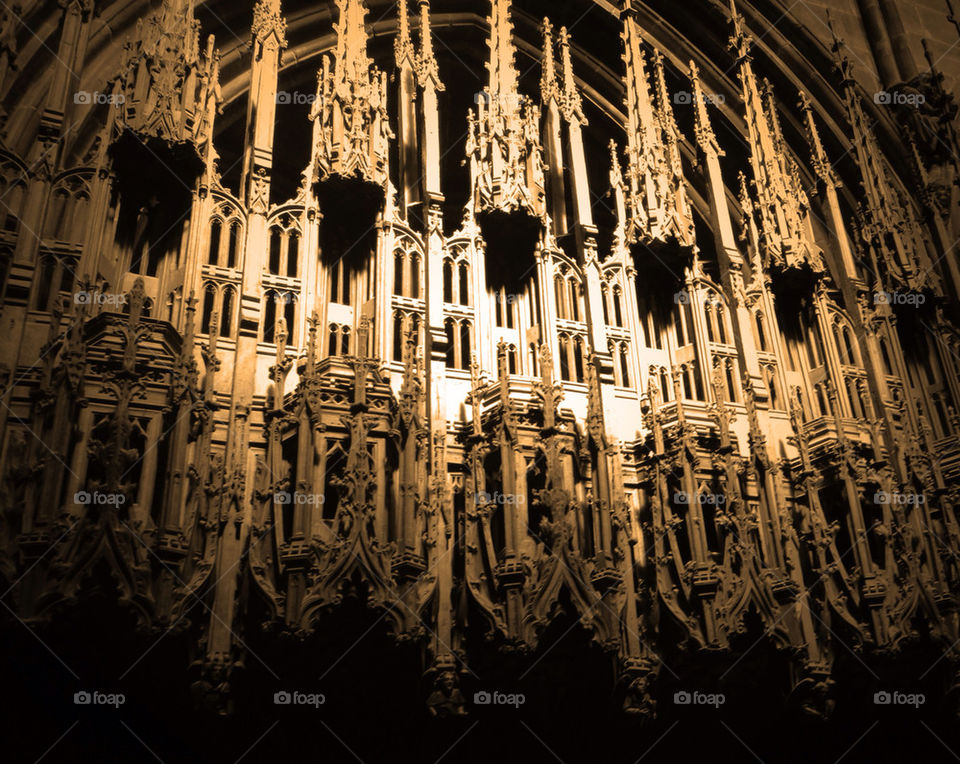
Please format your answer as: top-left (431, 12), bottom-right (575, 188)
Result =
top-left (2, 0), bottom-right (913, 221)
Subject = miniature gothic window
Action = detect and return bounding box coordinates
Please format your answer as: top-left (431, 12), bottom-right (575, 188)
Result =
top-left (208, 219), bottom-right (222, 265)
top-left (328, 323), bottom-right (350, 356)
top-left (269, 226), bottom-right (283, 274)
top-left (443, 260), bottom-right (453, 302)
top-left (201, 286), bottom-right (215, 334)
top-left (286, 231), bottom-right (299, 277)
top-left (755, 310), bottom-right (768, 351)
top-left (494, 287), bottom-right (516, 328)
top-left (227, 221), bottom-right (240, 268)
top-left (220, 287), bottom-right (235, 337)
top-left (330, 258), bottom-right (350, 305)
top-left (459, 261), bottom-right (469, 306)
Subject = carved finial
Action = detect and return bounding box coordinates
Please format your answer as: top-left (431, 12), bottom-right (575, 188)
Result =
top-left (306, 310), bottom-right (319, 376)
top-left (671, 367), bottom-right (687, 426)
top-left (798, 91), bottom-right (836, 187)
top-left (709, 360), bottom-right (734, 450)
top-left (199, 307), bottom-right (220, 401)
top-left (415, 0), bottom-right (442, 89)
top-left (650, 49), bottom-right (675, 131)
top-left (584, 353), bottom-right (606, 445)
top-left (496, 339), bottom-right (509, 383)
top-left (540, 18), bottom-right (559, 105)
top-left (357, 314), bottom-right (370, 361)
top-left (400, 313), bottom-right (416, 372)
top-left (334, 0), bottom-right (372, 76)
top-left (252, 0), bottom-right (287, 47)
top-left (761, 78), bottom-right (785, 148)
top-left (182, 291), bottom-right (198, 354)
top-left (469, 353), bottom-right (483, 437)
top-left (737, 170), bottom-right (751, 213)
top-left (558, 26), bottom-right (584, 123)
top-left (535, 343), bottom-right (562, 431)
top-left (128, 278), bottom-right (146, 327)
top-left (269, 317), bottom-right (292, 399)
top-left (690, 60), bottom-right (722, 156)
top-left (825, 9), bottom-right (855, 86)
top-left (397, 314), bottom-right (422, 426)
top-left (487, 0), bottom-right (520, 101)
top-left (350, 314), bottom-right (375, 407)
top-left (395, 0), bottom-right (414, 67)
top-left (727, 0), bottom-right (751, 62)
top-left (789, 385), bottom-right (805, 427)
top-left (609, 139), bottom-right (623, 186)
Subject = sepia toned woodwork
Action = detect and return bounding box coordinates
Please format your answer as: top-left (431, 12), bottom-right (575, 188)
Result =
top-left (3, 0), bottom-right (960, 741)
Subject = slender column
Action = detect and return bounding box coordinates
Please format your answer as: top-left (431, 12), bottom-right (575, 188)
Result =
top-left (876, 0), bottom-right (918, 83)
top-left (854, 0), bottom-right (900, 87)
top-left (689, 62), bottom-right (763, 396)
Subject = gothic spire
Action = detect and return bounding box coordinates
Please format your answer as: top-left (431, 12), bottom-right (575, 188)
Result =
top-left (826, 12), bottom-right (935, 294)
top-left (487, 0), bottom-right (520, 103)
top-left (540, 18), bottom-right (560, 106)
top-left (797, 91), bottom-right (837, 188)
top-left (311, 0), bottom-right (392, 193)
top-left (305, 311), bottom-right (319, 378)
top-left (729, 0), bottom-right (823, 278)
top-left (467, 0), bottom-right (545, 248)
top-left (689, 60), bottom-right (721, 157)
top-left (558, 27), bottom-right (584, 124)
top-left (334, 0), bottom-right (373, 77)
top-left (534, 344), bottom-right (562, 432)
top-left (395, 0), bottom-right (414, 69)
top-left (252, 0), bottom-right (287, 46)
top-left (114, 0), bottom-right (220, 151)
top-left (415, 0), bottom-right (442, 89)
top-left (618, 8), bottom-right (694, 250)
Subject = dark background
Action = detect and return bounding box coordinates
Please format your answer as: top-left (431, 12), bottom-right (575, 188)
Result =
top-left (3, 591), bottom-right (960, 763)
